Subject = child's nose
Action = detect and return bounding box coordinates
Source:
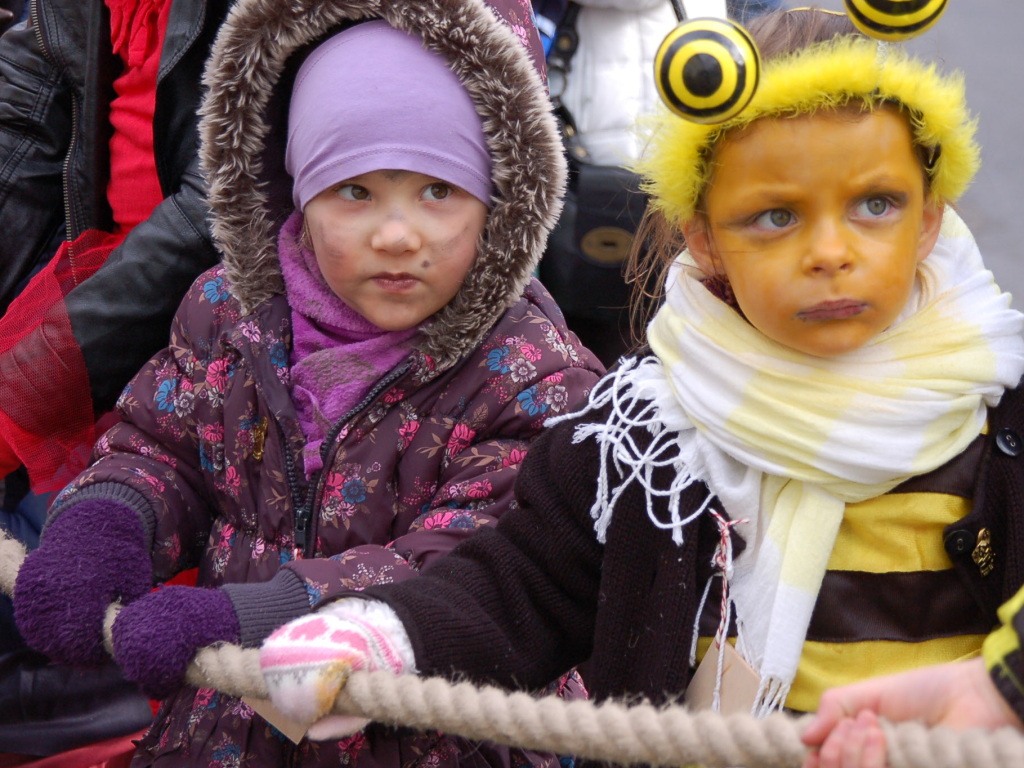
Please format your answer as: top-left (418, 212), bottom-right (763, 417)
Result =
top-left (802, 222), bottom-right (853, 276)
top-left (371, 215), bottom-right (421, 255)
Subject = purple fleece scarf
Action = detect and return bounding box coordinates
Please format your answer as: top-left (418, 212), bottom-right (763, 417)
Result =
top-left (278, 212), bottom-right (419, 477)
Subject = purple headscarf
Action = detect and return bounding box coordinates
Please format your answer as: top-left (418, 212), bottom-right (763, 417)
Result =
top-left (286, 20), bottom-right (493, 210)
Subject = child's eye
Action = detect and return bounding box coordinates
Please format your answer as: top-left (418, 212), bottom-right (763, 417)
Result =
top-left (857, 196), bottom-right (894, 217)
top-left (337, 184), bottom-right (370, 201)
top-left (753, 209), bottom-right (794, 230)
top-left (423, 183), bottom-right (452, 201)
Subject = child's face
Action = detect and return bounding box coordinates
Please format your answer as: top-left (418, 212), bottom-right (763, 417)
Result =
top-left (303, 170), bottom-right (487, 331)
top-left (684, 108), bottom-right (943, 357)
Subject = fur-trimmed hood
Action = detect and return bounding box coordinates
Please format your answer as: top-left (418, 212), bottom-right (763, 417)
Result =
top-left (198, 0), bottom-right (566, 373)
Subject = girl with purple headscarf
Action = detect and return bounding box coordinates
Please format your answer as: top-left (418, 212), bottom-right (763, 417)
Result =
top-left (10, 0), bottom-right (604, 763)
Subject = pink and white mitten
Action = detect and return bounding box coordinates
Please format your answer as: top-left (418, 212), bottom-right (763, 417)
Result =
top-left (260, 598), bottom-right (415, 740)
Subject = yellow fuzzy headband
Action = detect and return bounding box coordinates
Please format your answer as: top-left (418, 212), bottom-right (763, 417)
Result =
top-left (637, 35), bottom-right (980, 224)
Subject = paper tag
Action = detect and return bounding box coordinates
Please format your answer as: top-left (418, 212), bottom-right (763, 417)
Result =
top-left (242, 696), bottom-right (309, 744)
top-left (684, 640), bottom-right (761, 715)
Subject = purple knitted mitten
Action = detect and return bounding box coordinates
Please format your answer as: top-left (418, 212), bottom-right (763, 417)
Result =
top-left (112, 585), bottom-right (241, 700)
top-left (13, 499), bottom-right (152, 666)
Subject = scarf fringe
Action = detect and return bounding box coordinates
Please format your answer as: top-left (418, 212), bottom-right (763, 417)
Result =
top-left (753, 677), bottom-right (791, 719)
top-left (547, 357), bottom-right (714, 545)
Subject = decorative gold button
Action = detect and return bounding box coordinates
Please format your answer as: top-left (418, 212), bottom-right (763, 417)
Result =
top-left (971, 527), bottom-right (994, 577)
top-left (252, 416), bottom-right (269, 461)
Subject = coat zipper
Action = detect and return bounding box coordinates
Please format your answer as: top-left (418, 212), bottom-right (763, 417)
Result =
top-left (292, 360), bottom-right (412, 559)
top-left (30, 0), bottom-right (81, 269)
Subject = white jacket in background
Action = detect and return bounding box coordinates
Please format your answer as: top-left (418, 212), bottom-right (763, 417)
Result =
top-left (557, 0), bottom-right (678, 166)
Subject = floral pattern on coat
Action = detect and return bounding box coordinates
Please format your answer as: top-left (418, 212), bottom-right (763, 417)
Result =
top-left (54, 266), bottom-right (602, 766)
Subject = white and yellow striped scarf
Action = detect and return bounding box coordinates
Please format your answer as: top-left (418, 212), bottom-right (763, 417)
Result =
top-left (555, 210), bottom-right (1024, 714)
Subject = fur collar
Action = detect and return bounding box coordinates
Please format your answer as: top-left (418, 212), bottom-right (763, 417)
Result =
top-left (198, 0), bottom-right (565, 373)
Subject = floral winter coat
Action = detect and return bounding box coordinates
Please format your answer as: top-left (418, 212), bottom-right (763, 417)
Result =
top-left (38, 0), bottom-right (603, 760)
top-left (51, 263), bottom-right (600, 763)
top-left (59, 265), bottom-right (599, 594)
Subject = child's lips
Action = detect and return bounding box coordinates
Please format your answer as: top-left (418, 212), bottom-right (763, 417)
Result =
top-left (797, 299), bottom-right (868, 321)
top-left (372, 272), bottom-right (419, 291)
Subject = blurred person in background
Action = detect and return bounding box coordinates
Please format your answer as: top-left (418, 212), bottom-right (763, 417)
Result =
top-left (534, 0), bottom-right (782, 365)
top-left (0, 0), bottom-right (231, 762)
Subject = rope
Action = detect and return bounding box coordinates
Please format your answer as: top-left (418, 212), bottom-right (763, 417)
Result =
top-left (3, 530), bottom-right (1023, 768)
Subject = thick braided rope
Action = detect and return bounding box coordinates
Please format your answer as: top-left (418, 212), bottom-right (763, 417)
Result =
top-left (3, 531), bottom-right (1022, 768)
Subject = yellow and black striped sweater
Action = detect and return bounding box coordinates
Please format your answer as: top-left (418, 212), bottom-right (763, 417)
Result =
top-left (985, 582), bottom-right (1024, 721)
top-left (698, 432), bottom-right (1001, 711)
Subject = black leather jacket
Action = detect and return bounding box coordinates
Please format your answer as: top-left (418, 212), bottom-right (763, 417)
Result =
top-left (0, 0), bottom-right (231, 411)
top-left (0, 2), bottom-right (232, 754)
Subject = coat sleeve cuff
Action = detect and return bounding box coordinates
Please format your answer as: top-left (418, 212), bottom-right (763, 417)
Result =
top-left (46, 481), bottom-right (157, 551)
top-left (222, 568), bottom-right (311, 647)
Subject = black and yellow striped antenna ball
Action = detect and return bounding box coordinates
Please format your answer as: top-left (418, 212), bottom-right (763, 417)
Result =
top-left (654, 17), bottom-right (760, 125)
top-left (844, 0), bottom-right (948, 42)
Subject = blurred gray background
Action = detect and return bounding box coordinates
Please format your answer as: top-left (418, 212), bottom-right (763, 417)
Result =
top-left (801, 0), bottom-right (1023, 310)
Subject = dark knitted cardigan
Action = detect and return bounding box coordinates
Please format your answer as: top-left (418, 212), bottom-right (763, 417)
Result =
top-left (368, 370), bottom-right (1024, 707)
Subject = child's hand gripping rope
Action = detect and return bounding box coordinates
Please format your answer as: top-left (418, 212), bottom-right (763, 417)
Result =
top-left (260, 600), bottom-right (414, 740)
top-left (111, 585), bottom-right (242, 699)
top-left (13, 500), bottom-right (152, 666)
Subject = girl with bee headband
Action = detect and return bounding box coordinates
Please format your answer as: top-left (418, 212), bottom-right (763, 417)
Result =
top-left (256, 4), bottom-right (1024, 748)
